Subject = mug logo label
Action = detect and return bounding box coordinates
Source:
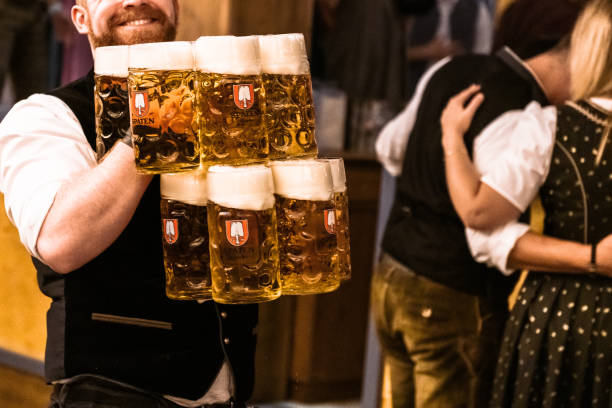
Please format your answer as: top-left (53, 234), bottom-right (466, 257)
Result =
top-left (226, 219), bottom-right (249, 246)
top-left (132, 91), bottom-right (150, 117)
top-left (233, 84), bottom-right (255, 109)
top-left (163, 218), bottom-right (179, 244)
top-left (324, 209), bottom-right (336, 234)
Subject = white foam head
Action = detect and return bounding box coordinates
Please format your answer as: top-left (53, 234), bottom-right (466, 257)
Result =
top-left (160, 168), bottom-right (208, 205)
top-left (207, 165), bottom-right (275, 210)
top-left (95, 45), bottom-right (129, 77)
top-left (270, 159), bottom-right (333, 201)
top-left (128, 41), bottom-right (193, 71)
top-left (194, 36), bottom-right (262, 75)
top-left (258, 33), bottom-right (310, 75)
top-left (321, 158), bottom-right (346, 193)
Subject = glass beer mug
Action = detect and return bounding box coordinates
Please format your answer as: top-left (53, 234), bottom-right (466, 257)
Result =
top-left (127, 41), bottom-right (199, 173)
top-left (206, 165), bottom-right (281, 303)
top-left (194, 36), bottom-right (268, 165)
top-left (322, 158), bottom-right (351, 280)
top-left (270, 159), bottom-right (340, 295)
top-left (160, 169), bottom-right (211, 300)
top-left (94, 45), bottom-right (129, 161)
top-left (258, 34), bottom-right (317, 160)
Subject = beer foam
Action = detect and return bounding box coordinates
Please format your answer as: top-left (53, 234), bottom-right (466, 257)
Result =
top-left (207, 165), bottom-right (275, 210)
top-left (321, 158), bottom-right (347, 193)
top-left (160, 169), bottom-right (208, 205)
top-left (94, 45), bottom-right (129, 77)
top-left (270, 159), bottom-right (333, 201)
top-left (258, 33), bottom-right (310, 75)
top-left (128, 41), bottom-right (193, 70)
top-left (194, 36), bottom-right (262, 75)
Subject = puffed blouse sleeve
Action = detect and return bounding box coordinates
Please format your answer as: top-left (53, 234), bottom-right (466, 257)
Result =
top-left (472, 101), bottom-right (558, 212)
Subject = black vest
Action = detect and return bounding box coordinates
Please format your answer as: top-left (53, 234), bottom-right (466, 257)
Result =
top-left (382, 49), bottom-right (548, 303)
top-left (36, 71), bottom-right (258, 400)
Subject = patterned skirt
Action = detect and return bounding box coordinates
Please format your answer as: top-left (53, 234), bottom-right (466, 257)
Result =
top-left (490, 273), bottom-right (612, 408)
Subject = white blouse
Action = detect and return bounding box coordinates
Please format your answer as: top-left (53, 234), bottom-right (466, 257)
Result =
top-left (467, 98), bottom-right (612, 274)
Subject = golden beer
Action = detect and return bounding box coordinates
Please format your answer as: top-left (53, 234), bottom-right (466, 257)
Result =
top-left (194, 36), bottom-right (268, 165)
top-left (206, 165), bottom-right (280, 303)
top-left (259, 34), bottom-right (317, 159)
top-left (128, 42), bottom-right (198, 174)
top-left (334, 190), bottom-right (351, 280)
top-left (270, 160), bottom-right (340, 295)
top-left (160, 170), bottom-right (211, 300)
top-left (323, 158), bottom-right (351, 280)
top-left (94, 45), bottom-right (129, 161)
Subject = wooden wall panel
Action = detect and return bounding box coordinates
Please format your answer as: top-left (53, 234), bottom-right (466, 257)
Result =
top-left (0, 195), bottom-right (49, 361)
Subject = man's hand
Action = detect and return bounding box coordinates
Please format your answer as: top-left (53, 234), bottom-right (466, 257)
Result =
top-left (595, 234), bottom-right (612, 277)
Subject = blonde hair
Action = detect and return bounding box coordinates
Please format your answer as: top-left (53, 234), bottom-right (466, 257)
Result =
top-left (569, 0), bottom-right (612, 99)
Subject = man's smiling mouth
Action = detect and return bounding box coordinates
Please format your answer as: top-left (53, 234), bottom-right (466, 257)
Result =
top-left (121, 18), bottom-right (157, 27)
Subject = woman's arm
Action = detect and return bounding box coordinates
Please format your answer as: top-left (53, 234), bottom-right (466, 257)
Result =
top-left (440, 85), bottom-right (521, 229)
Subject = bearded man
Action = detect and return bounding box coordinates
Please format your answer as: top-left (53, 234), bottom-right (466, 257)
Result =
top-left (0, 1), bottom-right (258, 407)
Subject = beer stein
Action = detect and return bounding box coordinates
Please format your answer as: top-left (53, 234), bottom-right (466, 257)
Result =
top-left (270, 159), bottom-right (340, 295)
top-left (128, 41), bottom-right (198, 174)
top-left (259, 34), bottom-right (317, 160)
top-left (160, 169), bottom-right (211, 300)
top-left (322, 158), bottom-right (351, 281)
top-left (206, 165), bottom-right (281, 303)
top-left (194, 36), bottom-right (268, 165)
top-left (94, 45), bottom-right (129, 161)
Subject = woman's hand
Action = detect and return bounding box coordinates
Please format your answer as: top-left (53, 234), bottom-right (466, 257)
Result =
top-left (595, 234), bottom-right (612, 277)
top-left (440, 84), bottom-right (484, 153)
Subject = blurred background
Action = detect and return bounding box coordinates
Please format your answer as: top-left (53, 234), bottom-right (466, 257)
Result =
top-left (0, 0), bottom-right (513, 406)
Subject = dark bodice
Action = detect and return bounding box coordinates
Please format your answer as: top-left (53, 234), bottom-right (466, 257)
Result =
top-left (540, 100), bottom-right (612, 245)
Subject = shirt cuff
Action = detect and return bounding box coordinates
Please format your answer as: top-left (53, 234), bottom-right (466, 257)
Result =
top-left (466, 222), bottom-right (530, 275)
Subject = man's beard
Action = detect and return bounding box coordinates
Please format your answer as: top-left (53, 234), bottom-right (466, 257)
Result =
top-left (89, 4), bottom-right (177, 47)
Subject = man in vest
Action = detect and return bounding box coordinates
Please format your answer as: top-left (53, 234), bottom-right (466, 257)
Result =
top-left (0, 1), bottom-right (257, 407)
top-left (372, 0), bottom-right (587, 406)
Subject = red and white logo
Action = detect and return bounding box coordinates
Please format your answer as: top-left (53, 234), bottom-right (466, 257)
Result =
top-left (233, 84), bottom-right (255, 110)
top-left (163, 218), bottom-right (179, 244)
top-left (225, 219), bottom-right (249, 246)
top-left (132, 91), bottom-right (150, 117)
top-left (324, 209), bottom-right (336, 234)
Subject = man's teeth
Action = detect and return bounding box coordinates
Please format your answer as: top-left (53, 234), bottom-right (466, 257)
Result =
top-left (125, 19), bottom-right (153, 26)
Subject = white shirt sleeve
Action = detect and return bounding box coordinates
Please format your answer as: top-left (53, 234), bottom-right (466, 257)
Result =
top-left (375, 57), bottom-right (451, 176)
top-left (466, 101), bottom-right (557, 274)
top-left (0, 94), bottom-right (97, 259)
top-left (466, 222), bottom-right (530, 274)
top-left (473, 101), bottom-right (557, 212)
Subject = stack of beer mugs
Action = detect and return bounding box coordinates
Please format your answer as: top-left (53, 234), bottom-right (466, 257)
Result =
top-left (93, 34), bottom-right (351, 304)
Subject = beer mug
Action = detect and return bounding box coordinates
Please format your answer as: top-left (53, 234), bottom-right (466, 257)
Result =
top-left (160, 169), bottom-right (212, 300)
top-left (270, 159), bottom-right (340, 295)
top-left (194, 36), bottom-right (268, 165)
top-left (322, 158), bottom-right (351, 280)
top-left (206, 165), bottom-right (280, 303)
top-left (94, 45), bottom-right (129, 161)
top-left (258, 34), bottom-right (317, 160)
top-left (127, 41), bottom-right (198, 174)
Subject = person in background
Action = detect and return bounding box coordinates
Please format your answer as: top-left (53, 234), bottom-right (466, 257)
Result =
top-left (372, 1), bottom-right (589, 406)
top-left (441, 0), bottom-right (612, 405)
top-left (0, 1), bottom-right (257, 407)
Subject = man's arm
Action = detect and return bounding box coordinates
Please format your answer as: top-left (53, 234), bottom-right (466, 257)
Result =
top-left (36, 143), bottom-right (152, 274)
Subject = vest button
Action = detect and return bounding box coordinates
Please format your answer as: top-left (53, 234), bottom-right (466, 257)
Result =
top-left (220, 311), bottom-right (228, 318)
top-left (224, 337), bottom-right (230, 344)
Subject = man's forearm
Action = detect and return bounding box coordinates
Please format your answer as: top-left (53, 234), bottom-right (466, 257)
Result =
top-left (36, 143), bottom-right (152, 273)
